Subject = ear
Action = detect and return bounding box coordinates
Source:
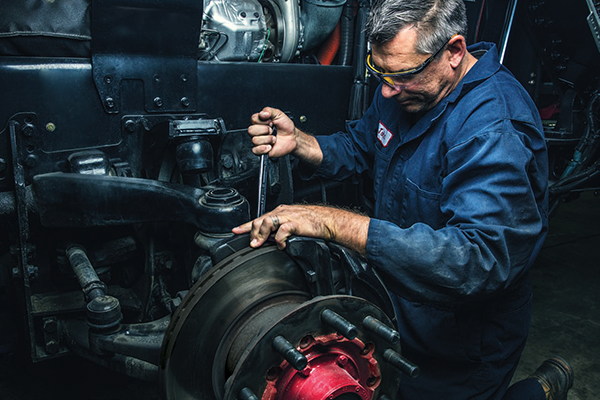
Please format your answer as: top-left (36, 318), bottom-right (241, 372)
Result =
top-left (446, 35), bottom-right (467, 69)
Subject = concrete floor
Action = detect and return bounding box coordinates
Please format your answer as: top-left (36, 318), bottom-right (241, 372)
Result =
top-left (1, 192), bottom-right (598, 399)
top-left (512, 191), bottom-right (600, 399)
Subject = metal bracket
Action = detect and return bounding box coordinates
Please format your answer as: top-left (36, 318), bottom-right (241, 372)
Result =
top-left (91, 0), bottom-right (202, 114)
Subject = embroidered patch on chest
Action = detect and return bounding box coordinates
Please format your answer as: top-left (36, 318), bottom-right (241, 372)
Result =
top-left (377, 121), bottom-right (393, 147)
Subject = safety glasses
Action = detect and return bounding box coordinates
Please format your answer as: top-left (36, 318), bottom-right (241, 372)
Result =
top-left (365, 37), bottom-right (453, 91)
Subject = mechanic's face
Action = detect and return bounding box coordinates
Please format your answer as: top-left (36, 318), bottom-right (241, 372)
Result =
top-left (370, 28), bottom-right (454, 115)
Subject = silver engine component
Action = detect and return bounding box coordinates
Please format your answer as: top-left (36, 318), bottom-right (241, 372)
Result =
top-left (201, 0), bottom-right (268, 62)
top-left (201, 0), bottom-right (346, 63)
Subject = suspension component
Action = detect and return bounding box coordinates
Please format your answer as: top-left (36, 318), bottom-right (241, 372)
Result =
top-left (66, 244), bottom-right (122, 332)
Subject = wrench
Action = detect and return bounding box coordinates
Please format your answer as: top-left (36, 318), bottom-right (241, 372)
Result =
top-left (256, 126), bottom-right (276, 217)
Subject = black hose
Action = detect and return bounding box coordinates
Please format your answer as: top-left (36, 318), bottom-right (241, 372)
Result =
top-left (557, 91), bottom-right (600, 180)
top-left (348, 0), bottom-right (370, 120)
top-left (352, 0), bottom-right (368, 82)
top-left (577, 92), bottom-right (600, 173)
top-left (550, 160), bottom-right (600, 196)
top-left (338, 1), bottom-right (355, 66)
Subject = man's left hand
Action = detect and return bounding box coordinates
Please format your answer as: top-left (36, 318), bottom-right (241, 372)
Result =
top-left (232, 204), bottom-right (370, 255)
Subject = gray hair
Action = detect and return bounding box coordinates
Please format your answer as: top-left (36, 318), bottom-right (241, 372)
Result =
top-left (365, 0), bottom-right (468, 55)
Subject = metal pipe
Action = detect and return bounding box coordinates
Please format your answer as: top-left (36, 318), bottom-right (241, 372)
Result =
top-left (499, 0), bottom-right (519, 64)
top-left (274, 0), bottom-right (301, 62)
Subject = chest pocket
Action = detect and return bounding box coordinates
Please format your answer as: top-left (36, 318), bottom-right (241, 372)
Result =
top-left (400, 177), bottom-right (445, 230)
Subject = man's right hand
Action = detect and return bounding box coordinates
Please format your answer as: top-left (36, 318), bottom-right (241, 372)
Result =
top-left (248, 107), bottom-right (298, 159)
top-left (248, 107), bottom-right (323, 166)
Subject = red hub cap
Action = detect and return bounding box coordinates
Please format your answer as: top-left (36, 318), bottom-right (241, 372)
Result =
top-left (262, 333), bottom-right (381, 400)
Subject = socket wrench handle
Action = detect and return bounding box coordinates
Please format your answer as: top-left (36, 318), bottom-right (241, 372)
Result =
top-left (256, 126), bottom-right (276, 217)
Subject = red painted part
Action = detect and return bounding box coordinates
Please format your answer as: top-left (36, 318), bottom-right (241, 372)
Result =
top-left (539, 102), bottom-right (561, 120)
top-left (317, 23), bottom-right (341, 66)
top-left (262, 333), bottom-right (381, 400)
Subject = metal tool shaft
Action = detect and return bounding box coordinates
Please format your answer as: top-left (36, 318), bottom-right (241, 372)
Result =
top-left (257, 153), bottom-right (268, 217)
top-left (257, 126), bottom-right (275, 217)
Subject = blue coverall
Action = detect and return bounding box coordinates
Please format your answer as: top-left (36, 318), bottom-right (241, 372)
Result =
top-left (309, 42), bottom-right (549, 399)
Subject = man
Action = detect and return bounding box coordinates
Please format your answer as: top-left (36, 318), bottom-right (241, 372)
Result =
top-left (233, 0), bottom-right (574, 398)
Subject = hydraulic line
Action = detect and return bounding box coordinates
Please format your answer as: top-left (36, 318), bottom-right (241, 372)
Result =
top-left (550, 160), bottom-right (600, 196)
top-left (558, 91), bottom-right (600, 180)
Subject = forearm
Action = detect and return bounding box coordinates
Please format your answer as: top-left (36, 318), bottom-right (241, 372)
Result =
top-left (291, 128), bottom-right (323, 167)
top-left (312, 205), bottom-right (370, 255)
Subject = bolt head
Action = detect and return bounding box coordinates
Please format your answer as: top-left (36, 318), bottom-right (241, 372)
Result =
top-left (21, 124), bottom-right (35, 137)
top-left (24, 155), bottom-right (38, 168)
top-left (124, 120), bottom-right (137, 132)
top-left (43, 319), bottom-right (58, 333)
top-left (336, 355), bottom-right (348, 367)
top-left (45, 339), bottom-right (59, 355)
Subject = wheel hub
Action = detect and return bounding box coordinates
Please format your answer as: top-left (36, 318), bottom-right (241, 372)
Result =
top-left (160, 240), bottom-right (416, 400)
top-left (262, 333), bottom-right (380, 400)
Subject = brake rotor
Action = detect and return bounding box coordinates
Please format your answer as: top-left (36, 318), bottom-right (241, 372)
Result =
top-left (160, 243), bottom-right (412, 400)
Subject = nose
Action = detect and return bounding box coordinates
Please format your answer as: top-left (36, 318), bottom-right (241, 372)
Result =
top-left (381, 83), bottom-right (402, 99)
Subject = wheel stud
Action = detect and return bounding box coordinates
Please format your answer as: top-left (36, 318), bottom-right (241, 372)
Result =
top-left (239, 387), bottom-right (259, 400)
top-left (320, 309), bottom-right (357, 340)
top-left (363, 315), bottom-right (400, 345)
top-left (383, 348), bottom-right (420, 377)
top-left (272, 335), bottom-right (308, 371)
